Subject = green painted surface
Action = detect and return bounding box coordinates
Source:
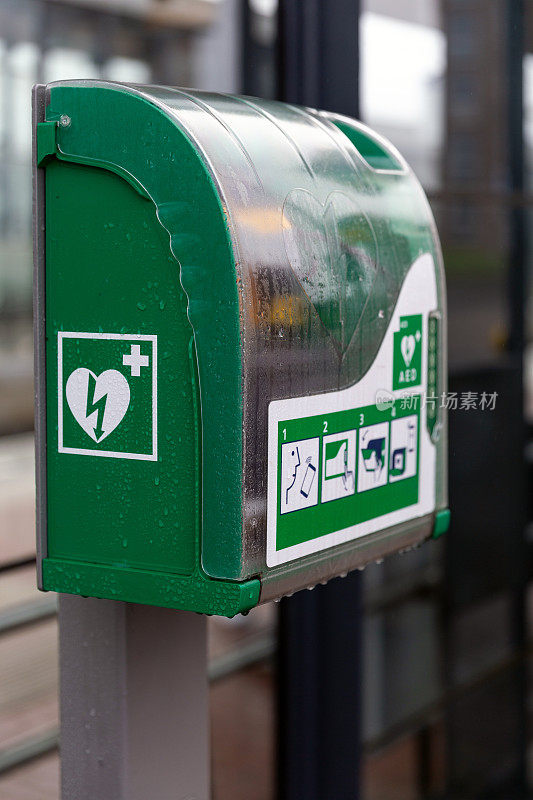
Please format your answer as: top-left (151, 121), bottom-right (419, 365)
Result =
top-left (333, 120), bottom-right (403, 172)
top-left (36, 120), bottom-right (57, 165)
top-left (43, 85), bottom-right (245, 582)
top-left (42, 121), bottom-right (261, 612)
top-left (46, 161), bottom-right (197, 574)
top-left (432, 508), bottom-right (451, 539)
top-left (42, 559), bottom-right (260, 617)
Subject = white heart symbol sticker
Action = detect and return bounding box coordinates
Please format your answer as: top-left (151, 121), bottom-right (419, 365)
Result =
top-left (66, 368), bottom-right (130, 443)
top-left (400, 334), bottom-right (416, 367)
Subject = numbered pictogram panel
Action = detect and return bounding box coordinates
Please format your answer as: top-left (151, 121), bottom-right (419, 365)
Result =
top-left (267, 254), bottom-right (436, 569)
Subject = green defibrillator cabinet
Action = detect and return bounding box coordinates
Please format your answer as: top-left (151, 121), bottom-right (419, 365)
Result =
top-left (33, 81), bottom-right (448, 616)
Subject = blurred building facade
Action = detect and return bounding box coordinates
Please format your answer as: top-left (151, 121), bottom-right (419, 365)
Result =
top-left (0, 0), bottom-right (242, 433)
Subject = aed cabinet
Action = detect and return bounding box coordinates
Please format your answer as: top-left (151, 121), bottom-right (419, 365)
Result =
top-left (33, 81), bottom-right (448, 616)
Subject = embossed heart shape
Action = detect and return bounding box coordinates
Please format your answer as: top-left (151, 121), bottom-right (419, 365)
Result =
top-left (66, 368), bottom-right (130, 442)
top-left (283, 189), bottom-right (378, 357)
top-left (400, 334), bottom-right (416, 367)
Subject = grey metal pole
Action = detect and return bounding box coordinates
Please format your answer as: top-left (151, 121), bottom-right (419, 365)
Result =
top-left (59, 596), bottom-right (209, 800)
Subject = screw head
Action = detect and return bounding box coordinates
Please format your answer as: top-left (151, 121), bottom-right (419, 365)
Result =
top-left (59, 114), bottom-right (71, 128)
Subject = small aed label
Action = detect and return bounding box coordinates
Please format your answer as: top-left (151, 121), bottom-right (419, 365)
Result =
top-left (393, 314), bottom-right (422, 390)
top-left (57, 331), bottom-right (157, 461)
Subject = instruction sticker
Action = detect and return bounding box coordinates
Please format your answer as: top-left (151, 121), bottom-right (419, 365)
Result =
top-left (266, 253), bottom-right (439, 567)
top-left (58, 332), bottom-right (157, 461)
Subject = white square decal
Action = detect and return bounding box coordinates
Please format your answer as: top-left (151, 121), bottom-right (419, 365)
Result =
top-left (58, 332), bottom-right (157, 461)
top-left (280, 437), bottom-right (319, 514)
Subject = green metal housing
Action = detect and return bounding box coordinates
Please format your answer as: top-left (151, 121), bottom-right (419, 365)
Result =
top-left (34, 81), bottom-right (448, 615)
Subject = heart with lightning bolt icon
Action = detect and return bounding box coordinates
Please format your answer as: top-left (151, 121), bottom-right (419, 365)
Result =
top-left (66, 368), bottom-right (130, 442)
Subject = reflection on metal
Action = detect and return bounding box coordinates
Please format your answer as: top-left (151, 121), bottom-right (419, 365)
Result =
top-left (282, 188), bottom-right (378, 357)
